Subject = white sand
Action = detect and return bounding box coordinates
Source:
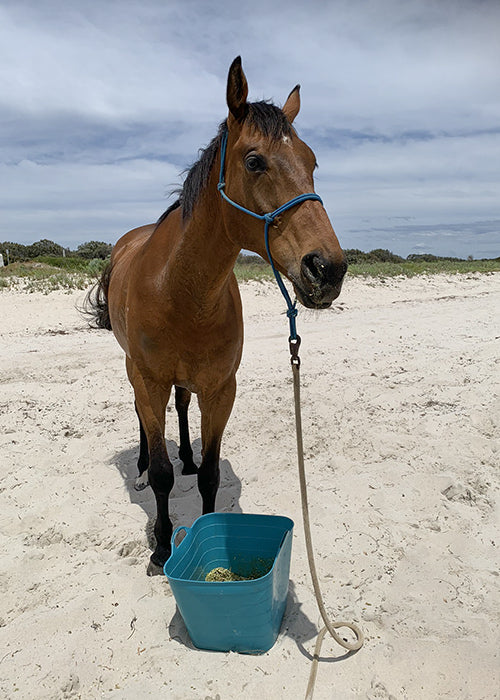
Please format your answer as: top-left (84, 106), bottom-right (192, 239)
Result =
top-left (0, 272), bottom-right (498, 699)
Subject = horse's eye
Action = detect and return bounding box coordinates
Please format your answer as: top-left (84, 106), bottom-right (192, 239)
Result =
top-left (245, 154), bottom-right (266, 173)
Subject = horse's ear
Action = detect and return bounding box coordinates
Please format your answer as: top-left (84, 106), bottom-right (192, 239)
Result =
top-left (283, 84), bottom-right (301, 123)
top-left (227, 56), bottom-right (249, 124)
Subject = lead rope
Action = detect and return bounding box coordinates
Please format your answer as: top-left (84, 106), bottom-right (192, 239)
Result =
top-left (217, 130), bottom-right (364, 697)
top-left (289, 337), bottom-right (364, 699)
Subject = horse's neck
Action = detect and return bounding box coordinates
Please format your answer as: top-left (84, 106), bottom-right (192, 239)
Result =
top-left (157, 191), bottom-right (240, 311)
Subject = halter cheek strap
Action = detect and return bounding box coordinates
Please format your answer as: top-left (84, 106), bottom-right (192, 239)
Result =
top-left (217, 129), bottom-right (323, 341)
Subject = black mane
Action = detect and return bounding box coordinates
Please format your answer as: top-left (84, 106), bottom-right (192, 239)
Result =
top-left (156, 101), bottom-right (293, 225)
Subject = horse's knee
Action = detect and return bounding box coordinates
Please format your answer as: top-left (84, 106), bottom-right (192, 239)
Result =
top-left (198, 464), bottom-right (219, 492)
top-left (148, 440), bottom-right (174, 494)
top-left (149, 460), bottom-right (174, 495)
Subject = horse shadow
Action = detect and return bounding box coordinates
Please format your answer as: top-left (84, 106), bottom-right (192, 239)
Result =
top-left (111, 438), bottom-right (242, 551)
top-left (111, 441), bottom-right (345, 661)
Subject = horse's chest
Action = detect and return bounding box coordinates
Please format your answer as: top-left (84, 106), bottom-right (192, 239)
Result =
top-left (137, 322), bottom-right (242, 393)
top-left (173, 341), bottom-right (238, 394)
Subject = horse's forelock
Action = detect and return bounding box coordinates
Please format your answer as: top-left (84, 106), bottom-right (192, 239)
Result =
top-left (246, 101), bottom-right (293, 141)
top-left (157, 101), bottom-right (292, 225)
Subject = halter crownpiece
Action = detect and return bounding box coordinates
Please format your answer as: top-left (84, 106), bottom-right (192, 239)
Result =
top-left (217, 129), bottom-right (324, 341)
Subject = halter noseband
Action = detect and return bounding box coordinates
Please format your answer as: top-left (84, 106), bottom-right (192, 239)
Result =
top-left (217, 129), bottom-right (323, 341)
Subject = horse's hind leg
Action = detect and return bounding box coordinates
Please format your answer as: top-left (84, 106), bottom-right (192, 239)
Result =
top-left (197, 376), bottom-right (236, 514)
top-left (127, 357), bottom-right (151, 491)
top-left (175, 386), bottom-right (197, 475)
top-left (134, 401), bottom-right (150, 491)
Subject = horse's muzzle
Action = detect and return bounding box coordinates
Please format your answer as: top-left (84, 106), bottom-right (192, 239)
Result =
top-left (295, 251), bottom-right (348, 309)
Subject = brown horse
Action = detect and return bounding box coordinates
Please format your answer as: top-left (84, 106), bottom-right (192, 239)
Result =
top-left (88, 57), bottom-right (347, 574)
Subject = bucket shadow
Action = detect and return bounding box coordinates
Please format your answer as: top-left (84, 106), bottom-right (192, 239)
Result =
top-left (166, 579), bottom-right (322, 657)
top-left (111, 438), bottom-right (243, 552)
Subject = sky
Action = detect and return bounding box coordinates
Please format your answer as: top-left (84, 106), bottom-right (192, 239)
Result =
top-left (1, 0), bottom-right (499, 258)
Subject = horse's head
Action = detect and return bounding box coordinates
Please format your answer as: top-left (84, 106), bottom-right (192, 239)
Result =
top-left (221, 57), bottom-right (347, 309)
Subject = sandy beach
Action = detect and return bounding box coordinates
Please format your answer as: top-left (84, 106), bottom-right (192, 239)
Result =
top-left (0, 272), bottom-right (498, 700)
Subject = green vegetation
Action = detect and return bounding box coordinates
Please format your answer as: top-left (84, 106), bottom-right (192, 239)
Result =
top-left (0, 238), bottom-right (112, 264)
top-left (233, 251), bottom-right (500, 282)
top-left (0, 238), bottom-right (113, 292)
top-left (0, 259), bottom-right (106, 293)
top-left (33, 256), bottom-right (108, 275)
top-left (233, 253), bottom-right (274, 282)
top-left (347, 258), bottom-right (500, 278)
top-left (0, 241), bottom-right (498, 293)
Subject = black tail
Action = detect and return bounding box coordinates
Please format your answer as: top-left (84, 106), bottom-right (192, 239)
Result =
top-left (83, 263), bottom-right (113, 330)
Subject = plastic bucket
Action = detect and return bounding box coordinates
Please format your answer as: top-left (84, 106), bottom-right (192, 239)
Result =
top-left (164, 512), bottom-right (294, 653)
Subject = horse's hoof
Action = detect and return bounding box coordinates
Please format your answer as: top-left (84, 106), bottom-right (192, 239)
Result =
top-left (149, 543), bottom-right (171, 566)
top-left (134, 472), bottom-right (149, 491)
top-left (147, 546), bottom-right (170, 576)
top-left (181, 461), bottom-right (198, 476)
top-left (146, 560), bottom-right (165, 576)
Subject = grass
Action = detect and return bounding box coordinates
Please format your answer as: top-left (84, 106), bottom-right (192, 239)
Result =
top-left (0, 259), bottom-right (105, 293)
top-left (34, 256), bottom-right (109, 274)
top-left (1, 256), bottom-right (498, 293)
top-left (347, 258), bottom-right (500, 278)
top-left (233, 261), bottom-right (274, 283)
top-left (233, 256), bottom-right (500, 282)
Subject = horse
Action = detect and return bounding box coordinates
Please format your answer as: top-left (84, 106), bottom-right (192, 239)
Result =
top-left (87, 56), bottom-right (347, 575)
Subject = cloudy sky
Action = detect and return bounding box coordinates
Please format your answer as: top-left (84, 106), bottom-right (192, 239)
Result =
top-left (1, 0), bottom-right (499, 258)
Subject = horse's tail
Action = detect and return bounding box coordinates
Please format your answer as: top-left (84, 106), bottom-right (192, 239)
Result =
top-left (83, 262), bottom-right (113, 330)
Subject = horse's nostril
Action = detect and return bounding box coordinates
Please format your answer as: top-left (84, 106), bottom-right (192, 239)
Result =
top-left (301, 253), bottom-right (324, 285)
top-left (301, 252), bottom-right (347, 291)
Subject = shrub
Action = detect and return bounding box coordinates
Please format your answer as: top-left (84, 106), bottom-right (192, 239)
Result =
top-left (236, 252), bottom-right (266, 265)
top-left (367, 248), bottom-right (404, 263)
top-left (344, 249), bottom-right (369, 265)
top-left (75, 241), bottom-right (113, 259)
top-left (0, 241), bottom-right (30, 263)
top-left (27, 239), bottom-right (64, 258)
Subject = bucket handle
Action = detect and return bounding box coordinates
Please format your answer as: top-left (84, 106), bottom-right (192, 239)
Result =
top-left (171, 525), bottom-right (189, 551)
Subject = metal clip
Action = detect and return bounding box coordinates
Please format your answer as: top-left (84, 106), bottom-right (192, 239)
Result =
top-left (289, 335), bottom-right (301, 367)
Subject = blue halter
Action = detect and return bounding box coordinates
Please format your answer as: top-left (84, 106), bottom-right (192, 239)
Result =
top-left (217, 129), bottom-right (323, 342)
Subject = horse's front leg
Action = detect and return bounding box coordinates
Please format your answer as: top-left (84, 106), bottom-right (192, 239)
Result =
top-left (129, 365), bottom-right (174, 574)
top-left (197, 376), bottom-right (236, 514)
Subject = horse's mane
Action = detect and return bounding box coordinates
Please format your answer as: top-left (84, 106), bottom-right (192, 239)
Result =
top-left (156, 101), bottom-right (293, 225)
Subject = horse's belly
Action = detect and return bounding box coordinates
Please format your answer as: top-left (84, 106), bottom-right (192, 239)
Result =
top-left (172, 333), bottom-right (243, 394)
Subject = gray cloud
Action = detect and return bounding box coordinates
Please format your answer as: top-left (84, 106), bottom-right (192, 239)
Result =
top-left (0, 0), bottom-right (499, 255)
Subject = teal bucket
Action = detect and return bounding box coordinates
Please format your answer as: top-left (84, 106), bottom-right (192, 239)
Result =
top-left (164, 512), bottom-right (294, 653)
